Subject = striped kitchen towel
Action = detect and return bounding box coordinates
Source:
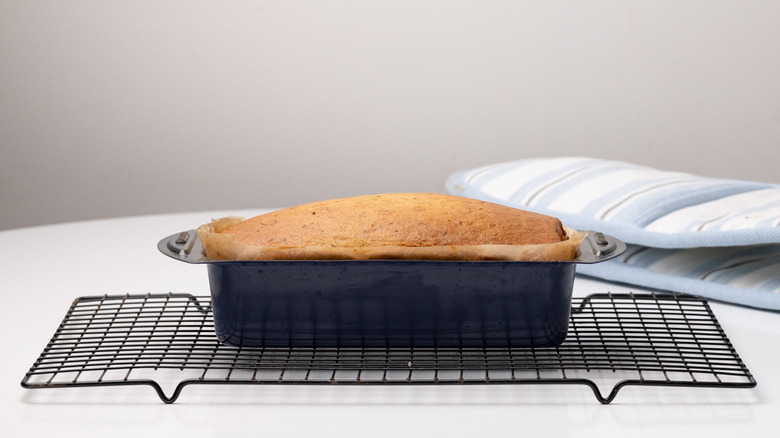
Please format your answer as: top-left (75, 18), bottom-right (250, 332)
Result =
top-left (446, 157), bottom-right (780, 310)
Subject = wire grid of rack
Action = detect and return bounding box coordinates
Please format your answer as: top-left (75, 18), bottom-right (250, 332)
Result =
top-left (21, 292), bottom-right (755, 404)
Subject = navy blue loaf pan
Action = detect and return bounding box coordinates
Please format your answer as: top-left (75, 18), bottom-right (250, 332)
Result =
top-left (159, 231), bottom-right (625, 348)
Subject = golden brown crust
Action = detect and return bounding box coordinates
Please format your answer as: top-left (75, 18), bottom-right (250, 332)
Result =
top-left (197, 193), bottom-right (585, 261)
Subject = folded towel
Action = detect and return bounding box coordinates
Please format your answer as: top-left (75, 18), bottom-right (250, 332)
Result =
top-left (446, 157), bottom-right (780, 310)
top-left (578, 244), bottom-right (780, 310)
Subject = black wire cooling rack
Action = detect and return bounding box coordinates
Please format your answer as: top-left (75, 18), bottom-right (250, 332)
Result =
top-left (21, 292), bottom-right (755, 404)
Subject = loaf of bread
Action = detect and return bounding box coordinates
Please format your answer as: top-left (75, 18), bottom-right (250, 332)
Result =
top-left (197, 193), bottom-right (586, 261)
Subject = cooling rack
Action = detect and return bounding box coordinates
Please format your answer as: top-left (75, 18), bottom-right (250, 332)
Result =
top-left (21, 292), bottom-right (755, 404)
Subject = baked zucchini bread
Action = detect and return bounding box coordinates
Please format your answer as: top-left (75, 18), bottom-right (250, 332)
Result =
top-left (197, 193), bottom-right (585, 261)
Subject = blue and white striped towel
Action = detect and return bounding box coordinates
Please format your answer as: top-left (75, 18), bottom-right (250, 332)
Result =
top-left (446, 157), bottom-right (780, 310)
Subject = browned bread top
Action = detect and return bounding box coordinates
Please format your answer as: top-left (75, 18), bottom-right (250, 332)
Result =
top-left (226, 193), bottom-right (565, 247)
top-left (197, 193), bottom-right (584, 261)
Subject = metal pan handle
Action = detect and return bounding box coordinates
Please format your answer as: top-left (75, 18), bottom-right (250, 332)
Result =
top-left (574, 231), bottom-right (626, 264)
top-left (158, 230), bottom-right (209, 264)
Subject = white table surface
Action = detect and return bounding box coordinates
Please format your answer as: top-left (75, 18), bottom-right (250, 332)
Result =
top-left (1, 210), bottom-right (778, 437)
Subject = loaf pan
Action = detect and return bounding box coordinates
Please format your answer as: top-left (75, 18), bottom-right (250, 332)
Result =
top-left (158, 230), bottom-right (625, 348)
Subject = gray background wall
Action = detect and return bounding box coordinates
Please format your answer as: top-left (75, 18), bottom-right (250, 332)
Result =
top-left (2, 0), bottom-right (779, 230)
